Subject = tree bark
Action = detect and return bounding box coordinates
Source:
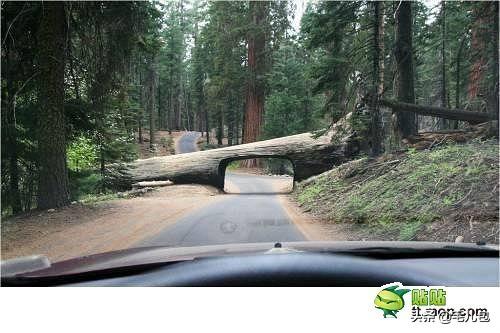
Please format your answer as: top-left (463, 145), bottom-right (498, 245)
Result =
top-left (393, 1), bottom-right (417, 140)
top-left (108, 115), bottom-right (358, 190)
top-left (490, 2), bottom-right (499, 136)
top-left (36, 1), bottom-right (70, 209)
top-left (242, 1), bottom-right (268, 167)
top-left (3, 57), bottom-right (22, 213)
top-left (467, 2), bottom-right (488, 105)
top-left (451, 35), bottom-right (466, 130)
top-left (439, 1), bottom-right (448, 129)
top-left (138, 109), bottom-right (143, 144)
top-left (455, 37), bottom-right (466, 109)
top-left (147, 58), bottom-right (157, 149)
top-left (217, 110), bottom-right (223, 145)
top-left (370, 1), bottom-right (384, 156)
top-left (204, 95), bottom-right (209, 144)
top-left (2, 36), bottom-right (23, 214)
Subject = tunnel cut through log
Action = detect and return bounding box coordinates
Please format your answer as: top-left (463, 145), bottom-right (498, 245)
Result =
top-left (108, 116), bottom-right (357, 190)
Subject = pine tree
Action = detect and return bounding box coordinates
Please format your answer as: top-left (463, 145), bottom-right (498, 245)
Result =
top-left (393, 1), bottom-right (417, 140)
top-left (37, 1), bottom-right (70, 209)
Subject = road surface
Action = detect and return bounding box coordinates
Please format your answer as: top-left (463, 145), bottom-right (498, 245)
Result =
top-left (139, 132), bottom-right (305, 247)
top-left (176, 131), bottom-right (201, 154)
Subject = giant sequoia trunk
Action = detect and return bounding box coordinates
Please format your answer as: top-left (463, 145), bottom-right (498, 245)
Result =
top-left (243, 2), bottom-right (267, 148)
top-left (36, 2), bottom-right (70, 209)
top-left (393, 1), bottom-right (417, 140)
top-left (468, 2), bottom-right (489, 105)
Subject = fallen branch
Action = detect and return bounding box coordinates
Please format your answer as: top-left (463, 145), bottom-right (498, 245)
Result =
top-left (132, 180), bottom-right (173, 189)
top-left (380, 99), bottom-right (497, 124)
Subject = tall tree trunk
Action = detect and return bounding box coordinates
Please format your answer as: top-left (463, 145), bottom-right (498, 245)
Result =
top-left (36, 1), bottom-right (70, 209)
top-left (370, 1), bottom-right (384, 156)
top-left (175, 82), bottom-right (182, 130)
top-left (3, 43), bottom-right (23, 214)
top-left (490, 1), bottom-right (499, 136)
top-left (217, 110), bottom-right (223, 146)
top-left (438, 1), bottom-right (448, 129)
top-left (467, 1), bottom-right (496, 113)
top-left (168, 87), bottom-right (173, 134)
top-left (138, 108), bottom-right (143, 144)
top-left (242, 1), bottom-right (268, 167)
top-left (157, 81), bottom-right (163, 129)
top-left (243, 1), bottom-right (267, 145)
top-left (235, 102), bottom-right (241, 145)
top-left (3, 71), bottom-right (22, 213)
top-left (204, 98), bottom-right (209, 145)
top-left (147, 59), bottom-right (157, 149)
top-left (452, 36), bottom-right (466, 129)
top-left (227, 96), bottom-right (235, 146)
top-left (136, 64), bottom-right (144, 143)
top-left (393, 1), bottom-right (417, 141)
top-left (455, 37), bottom-right (466, 109)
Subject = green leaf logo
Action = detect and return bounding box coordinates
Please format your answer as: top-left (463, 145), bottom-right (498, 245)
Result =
top-left (374, 284), bottom-right (410, 318)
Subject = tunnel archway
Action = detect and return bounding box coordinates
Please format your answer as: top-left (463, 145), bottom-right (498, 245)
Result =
top-left (218, 155), bottom-right (296, 193)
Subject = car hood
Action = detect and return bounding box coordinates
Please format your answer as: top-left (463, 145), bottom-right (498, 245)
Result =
top-left (2, 241), bottom-right (498, 278)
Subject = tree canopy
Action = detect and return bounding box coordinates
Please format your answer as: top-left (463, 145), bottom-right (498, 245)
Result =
top-left (1, 0), bottom-right (498, 213)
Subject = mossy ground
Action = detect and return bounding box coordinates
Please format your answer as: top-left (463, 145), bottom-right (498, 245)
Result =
top-left (295, 140), bottom-right (499, 243)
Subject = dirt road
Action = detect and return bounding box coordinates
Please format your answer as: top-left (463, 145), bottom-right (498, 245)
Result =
top-left (1, 185), bottom-right (223, 262)
top-left (1, 132), bottom-right (328, 262)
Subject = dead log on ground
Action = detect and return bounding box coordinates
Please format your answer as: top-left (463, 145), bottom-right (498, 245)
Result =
top-left (108, 115), bottom-right (359, 189)
top-left (380, 99), bottom-right (497, 124)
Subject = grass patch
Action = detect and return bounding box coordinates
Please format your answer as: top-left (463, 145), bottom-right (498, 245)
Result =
top-left (69, 170), bottom-right (122, 204)
top-left (294, 140), bottom-right (499, 241)
top-left (78, 192), bottom-right (121, 204)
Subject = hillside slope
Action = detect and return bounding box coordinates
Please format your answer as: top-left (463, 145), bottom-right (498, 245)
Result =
top-left (294, 140), bottom-right (499, 244)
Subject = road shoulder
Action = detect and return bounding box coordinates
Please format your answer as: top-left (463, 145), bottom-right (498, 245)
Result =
top-left (277, 194), bottom-right (347, 241)
top-left (1, 185), bottom-right (223, 262)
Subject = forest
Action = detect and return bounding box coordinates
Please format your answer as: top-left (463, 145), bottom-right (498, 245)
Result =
top-left (1, 0), bottom-right (498, 215)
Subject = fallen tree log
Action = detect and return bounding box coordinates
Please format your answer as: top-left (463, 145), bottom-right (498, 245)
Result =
top-left (108, 116), bottom-right (359, 189)
top-left (380, 99), bottom-right (497, 123)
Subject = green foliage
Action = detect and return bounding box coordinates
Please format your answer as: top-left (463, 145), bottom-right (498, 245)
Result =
top-left (301, 1), bottom-right (363, 118)
top-left (2, 1), bottom-right (498, 215)
top-left (263, 41), bottom-right (326, 139)
top-left (1, 1), bottom-right (161, 214)
top-left (68, 170), bottom-right (103, 201)
top-left (226, 161), bottom-right (241, 171)
top-left (67, 136), bottom-right (98, 172)
top-left (297, 180), bottom-right (327, 206)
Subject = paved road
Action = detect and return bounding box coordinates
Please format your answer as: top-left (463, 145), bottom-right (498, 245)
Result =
top-left (224, 172), bottom-right (292, 194)
top-left (139, 132), bottom-right (305, 247)
top-left (176, 131), bottom-right (201, 154)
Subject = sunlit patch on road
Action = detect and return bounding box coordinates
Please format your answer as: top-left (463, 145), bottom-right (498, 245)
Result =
top-left (224, 158), bottom-right (294, 194)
